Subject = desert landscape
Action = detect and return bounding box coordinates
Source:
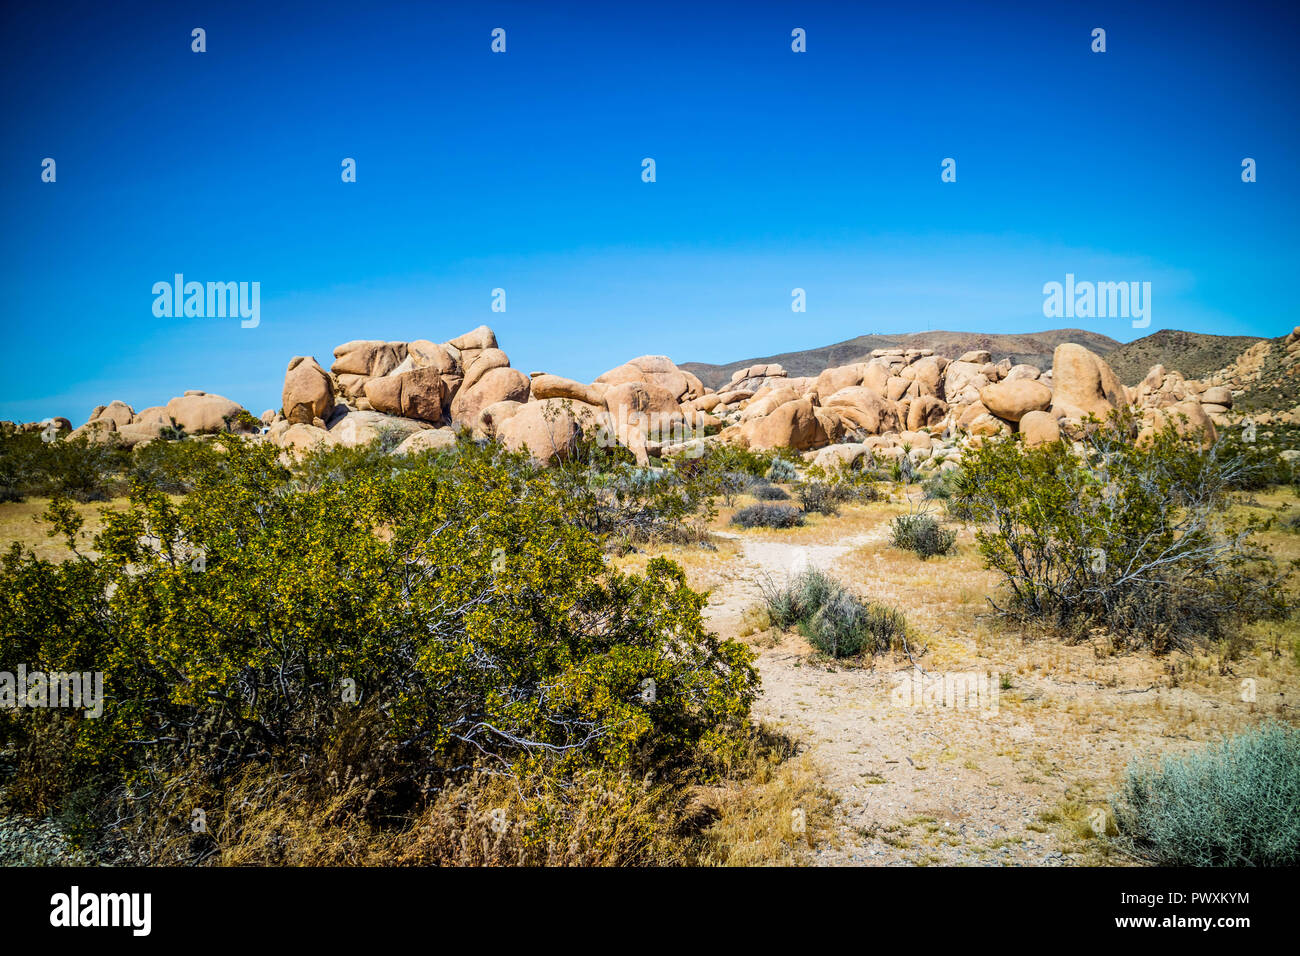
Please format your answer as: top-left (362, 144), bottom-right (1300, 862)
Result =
top-left (2, 323), bottom-right (1296, 867)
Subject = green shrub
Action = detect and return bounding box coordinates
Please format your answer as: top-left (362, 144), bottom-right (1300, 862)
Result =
top-left (129, 438), bottom-right (225, 494)
top-left (889, 512), bottom-right (957, 558)
top-left (955, 412), bottom-right (1290, 651)
top-left (1112, 722), bottom-right (1300, 866)
top-left (761, 567), bottom-right (905, 658)
top-left (731, 503), bottom-right (805, 529)
top-left (0, 438), bottom-right (758, 862)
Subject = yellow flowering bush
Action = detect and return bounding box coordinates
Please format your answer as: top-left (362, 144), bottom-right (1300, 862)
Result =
top-left (0, 438), bottom-right (757, 859)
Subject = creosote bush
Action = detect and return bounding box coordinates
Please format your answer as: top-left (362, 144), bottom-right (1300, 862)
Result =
top-left (954, 411), bottom-right (1290, 652)
top-left (0, 436), bottom-right (759, 864)
top-left (1112, 722), bottom-right (1300, 866)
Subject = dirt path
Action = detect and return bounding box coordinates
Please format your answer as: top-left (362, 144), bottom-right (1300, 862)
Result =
top-left (705, 516), bottom-right (1084, 866)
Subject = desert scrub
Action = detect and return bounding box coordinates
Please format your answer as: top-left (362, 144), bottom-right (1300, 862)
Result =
top-left (750, 482), bottom-right (790, 501)
top-left (956, 411), bottom-right (1290, 652)
top-left (889, 512), bottom-right (957, 558)
top-left (731, 503), bottom-right (805, 529)
top-left (0, 437), bottom-right (759, 863)
top-left (765, 457), bottom-right (798, 483)
top-left (795, 480), bottom-right (839, 516)
top-left (1112, 722), bottom-right (1300, 866)
top-left (761, 567), bottom-right (906, 658)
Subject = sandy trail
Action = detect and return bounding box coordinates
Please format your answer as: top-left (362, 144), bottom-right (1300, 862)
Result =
top-left (704, 518), bottom-right (1077, 866)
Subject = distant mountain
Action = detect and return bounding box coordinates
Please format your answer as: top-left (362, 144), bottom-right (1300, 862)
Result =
top-left (1103, 330), bottom-right (1267, 386)
top-left (679, 329), bottom-right (1121, 390)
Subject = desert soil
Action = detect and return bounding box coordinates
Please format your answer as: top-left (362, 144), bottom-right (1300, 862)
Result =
top-left (629, 488), bottom-right (1300, 866)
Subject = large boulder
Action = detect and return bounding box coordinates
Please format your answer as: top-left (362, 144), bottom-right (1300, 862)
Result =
top-left (272, 422), bottom-right (338, 454)
top-left (282, 356), bottom-right (335, 425)
top-left (1018, 410), bottom-right (1061, 447)
top-left (392, 428), bottom-right (458, 456)
top-left (603, 380), bottom-right (682, 421)
top-left (822, 387), bottom-right (901, 436)
top-left (471, 400), bottom-right (524, 440)
top-left (331, 341), bottom-right (408, 398)
top-left (1200, 385), bottom-right (1233, 407)
top-left (906, 395), bottom-right (948, 431)
top-left (363, 366), bottom-right (448, 423)
top-left (739, 398), bottom-right (827, 451)
top-left (88, 400), bottom-right (135, 429)
top-left (496, 398), bottom-right (593, 464)
top-left (811, 442), bottom-right (874, 471)
top-left (979, 380), bottom-right (1052, 423)
top-left (162, 392), bottom-right (247, 434)
top-left (1050, 343), bottom-right (1126, 420)
top-left (447, 325), bottom-right (498, 352)
top-left (461, 348), bottom-right (512, 393)
top-left (529, 373), bottom-right (607, 406)
top-left (328, 409), bottom-right (428, 447)
top-left (1140, 401), bottom-right (1218, 448)
top-left (450, 366), bottom-right (531, 426)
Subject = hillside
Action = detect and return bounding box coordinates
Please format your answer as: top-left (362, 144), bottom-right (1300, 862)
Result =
top-left (1103, 330), bottom-right (1266, 386)
top-left (680, 329), bottom-right (1120, 389)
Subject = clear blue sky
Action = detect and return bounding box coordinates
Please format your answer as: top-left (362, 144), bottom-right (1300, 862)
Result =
top-left (3, 0), bottom-right (1297, 422)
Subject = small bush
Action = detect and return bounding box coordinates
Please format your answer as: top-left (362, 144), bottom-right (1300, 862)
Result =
top-left (751, 483), bottom-right (790, 501)
top-left (889, 512), bottom-right (957, 558)
top-left (1112, 722), bottom-right (1300, 866)
top-left (765, 458), bottom-right (798, 483)
top-left (731, 503), bottom-right (805, 529)
top-left (716, 470), bottom-right (755, 506)
top-left (795, 481), bottom-right (839, 516)
top-left (761, 568), bottom-right (906, 659)
top-left (921, 467), bottom-right (962, 501)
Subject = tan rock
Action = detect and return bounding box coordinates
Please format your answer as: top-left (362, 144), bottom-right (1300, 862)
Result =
top-left (164, 393), bottom-right (247, 434)
top-left (328, 409), bottom-right (428, 448)
top-left (1050, 343), bottom-right (1126, 420)
top-left (470, 400), bottom-right (524, 440)
top-left (1018, 410), bottom-right (1060, 447)
top-left (363, 366), bottom-right (448, 423)
top-left (906, 395), bottom-right (948, 431)
top-left (1200, 386), bottom-right (1233, 407)
top-left (450, 366), bottom-right (531, 426)
top-left (282, 356), bottom-right (335, 425)
top-left (90, 400), bottom-right (135, 428)
top-left (392, 428), bottom-right (458, 456)
top-left (496, 398), bottom-right (593, 464)
top-left (739, 398), bottom-right (827, 450)
top-left (447, 325), bottom-right (498, 351)
top-left (529, 373), bottom-right (607, 406)
top-left (979, 379), bottom-right (1052, 423)
top-left (823, 387), bottom-right (902, 435)
top-left (274, 423), bottom-right (339, 454)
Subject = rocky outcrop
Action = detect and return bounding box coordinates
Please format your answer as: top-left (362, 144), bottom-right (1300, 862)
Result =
top-left (283, 356), bottom-right (335, 425)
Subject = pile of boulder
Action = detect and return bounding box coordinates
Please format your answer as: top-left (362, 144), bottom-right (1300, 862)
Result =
top-left (11, 325), bottom-right (1234, 472)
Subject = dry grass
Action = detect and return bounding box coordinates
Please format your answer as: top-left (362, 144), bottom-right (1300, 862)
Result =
top-left (0, 496), bottom-right (132, 562)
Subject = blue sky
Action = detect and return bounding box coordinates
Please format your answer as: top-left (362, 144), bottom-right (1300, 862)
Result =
top-left (3, 0), bottom-right (1297, 421)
